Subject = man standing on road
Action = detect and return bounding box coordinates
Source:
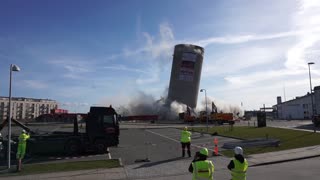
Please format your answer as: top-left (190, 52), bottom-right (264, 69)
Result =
top-left (188, 148), bottom-right (214, 180)
top-left (180, 126), bottom-right (192, 157)
top-left (16, 129), bottom-right (30, 171)
top-left (227, 146), bottom-right (248, 180)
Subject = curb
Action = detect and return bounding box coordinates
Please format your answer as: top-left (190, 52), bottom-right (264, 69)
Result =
top-left (249, 154), bottom-right (320, 167)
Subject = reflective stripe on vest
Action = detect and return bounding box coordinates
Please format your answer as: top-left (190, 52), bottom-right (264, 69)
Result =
top-left (180, 130), bottom-right (191, 143)
top-left (192, 160), bottom-right (214, 180)
top-left (231, 159), bottom-right (248, 180)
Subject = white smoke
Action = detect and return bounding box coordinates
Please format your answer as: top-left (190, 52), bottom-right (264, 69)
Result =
top-left (198, 96), bottom-right (243, 116)
top-left (117, 91), bottom-right (188, 120)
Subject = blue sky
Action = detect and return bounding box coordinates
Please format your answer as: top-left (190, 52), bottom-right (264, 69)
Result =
top-left (0, 0), bottom-right (319, 113)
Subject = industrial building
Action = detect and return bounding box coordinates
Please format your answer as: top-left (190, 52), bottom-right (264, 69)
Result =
top-left (0, 96), bottom-right (58, 121)
top-left (273, 85), bottom-right (320, 120)
top-left (167, 44), bottom-right (204, 108)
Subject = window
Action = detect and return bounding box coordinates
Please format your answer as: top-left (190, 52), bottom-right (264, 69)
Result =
top-left (102, 115), bottom-right (114, 124)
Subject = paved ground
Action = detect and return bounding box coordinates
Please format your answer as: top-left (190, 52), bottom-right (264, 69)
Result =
top-left (109, 127), bottom-right (241, 165)
top-left (3, 153), bottom-right (320, 179)
top-left (1, 121), bottom-right (320, 179)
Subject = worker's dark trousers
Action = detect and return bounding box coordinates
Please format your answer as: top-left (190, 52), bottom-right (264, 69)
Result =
top-left (181, 142), bottom-right (191, 157)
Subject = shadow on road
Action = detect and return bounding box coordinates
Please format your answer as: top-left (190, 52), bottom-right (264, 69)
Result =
top-left (134, 157), bottom-right (185, 169)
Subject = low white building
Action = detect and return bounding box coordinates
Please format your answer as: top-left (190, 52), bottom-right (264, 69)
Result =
top-left (273, 86), bottom-right (320, 120)
top-left (0, 97), bottom-right (58, 121)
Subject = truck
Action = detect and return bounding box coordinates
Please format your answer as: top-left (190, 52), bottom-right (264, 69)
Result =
top-left (198, 101), bottom-right (235, 125)
top-left (179, 106), bottom-right (197, 123)
top-left (35, 112), bottom-right (88, 123)
top-left (199, 111), bottom-right (235, 125)
top-left (179, 112), bottom-right (197, 123)
top-left (0, 106), bottom-right (120, 158)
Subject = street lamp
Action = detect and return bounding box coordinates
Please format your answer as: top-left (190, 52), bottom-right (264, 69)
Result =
top-left (200, 89), bottom-right (208, 132)
top-left (7, 64), bottom-right (20, 170)
top-left (308, 62), bottom-right (315, 118)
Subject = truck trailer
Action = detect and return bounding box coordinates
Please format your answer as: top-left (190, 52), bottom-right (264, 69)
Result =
top-left (0, 106), bottom-right (120, 159)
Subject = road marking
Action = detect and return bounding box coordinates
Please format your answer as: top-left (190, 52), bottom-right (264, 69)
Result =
top-left (146, 130), bottom-right (213, 151)
top-left (107, 148), bottom-right (112, 159)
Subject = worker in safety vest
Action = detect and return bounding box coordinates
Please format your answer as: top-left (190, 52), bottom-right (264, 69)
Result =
top-left (188, 148), bottom-right (214, 180)
top-left (16, 129), bottom-right (30, 171)
top-left (227, 146), bottom-right (248, 180)
top-left (180, 126), bottom-right (192, 157)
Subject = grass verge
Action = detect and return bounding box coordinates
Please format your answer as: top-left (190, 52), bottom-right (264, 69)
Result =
top-left (188, 126), bottom-right (320, 156)
top-left (2, 159), bottom-right (121, 176)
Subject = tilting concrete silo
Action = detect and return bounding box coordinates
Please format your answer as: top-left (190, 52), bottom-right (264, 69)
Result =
top-left (167, 44), bottom-right (204, 108)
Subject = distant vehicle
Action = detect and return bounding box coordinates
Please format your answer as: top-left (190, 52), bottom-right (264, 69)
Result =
top-left (0, 106), bottom-right (120, 159)
top-left (35, 112), bottom-right (87, 123)
top-left (179, 106), bottom-right (197, 123)
top-left (122, 115), bottom-right (158, 121)
top-left (179, 112), bottom-right (197, 123)
top-left (198, 111), bottom-right (235, 125)
top-left (179, 110), bottom-right (235, 125)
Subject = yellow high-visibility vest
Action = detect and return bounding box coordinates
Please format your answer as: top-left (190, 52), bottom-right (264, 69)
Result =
top-left (180, 130), bottom-right (191, 143)
top-left (231, 159), bottom-right (248, 180)
top-left (18, 133), bottom-right (30, 145)
top-left (192, 160), bottom-right (214, 180)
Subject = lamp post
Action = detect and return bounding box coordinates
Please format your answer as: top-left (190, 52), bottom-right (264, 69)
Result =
top-left (7, 64), bottom-right (20, 170)
top-left (308, 62), bottom-right (315, 117)
top-left (308, 62), bottom-right (315, 132)
top-left (200, 89), bottom-right (208, 132)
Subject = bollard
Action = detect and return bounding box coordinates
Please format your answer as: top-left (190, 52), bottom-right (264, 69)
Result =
top-left (213, 138), bottom-right (219, 156)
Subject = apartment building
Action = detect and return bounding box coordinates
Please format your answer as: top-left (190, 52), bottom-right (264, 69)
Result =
top-left (0, 96), bottom-right (58, 121)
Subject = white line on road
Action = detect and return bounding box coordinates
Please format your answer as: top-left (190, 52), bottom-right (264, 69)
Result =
top-left (107, 148), bottom-right (112, 159)
top-left (146, 129), bottom-right (214, 151)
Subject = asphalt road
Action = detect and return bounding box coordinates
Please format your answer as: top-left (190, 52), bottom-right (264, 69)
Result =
top-left (0, 120), bottom-right (318, 167)
top-left (248, 157), bottom-right (320, 180)
top-left (109, 127), bottom-right (241, 165)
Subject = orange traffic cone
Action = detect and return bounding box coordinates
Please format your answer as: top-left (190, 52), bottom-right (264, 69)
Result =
top-left (213, 138), bottom-right (219, 156)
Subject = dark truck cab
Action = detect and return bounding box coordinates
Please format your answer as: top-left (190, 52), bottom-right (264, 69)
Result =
top-left (1, 106), bottom-right (119, 158)
top-left (85, 106), bottom-right (120, 152)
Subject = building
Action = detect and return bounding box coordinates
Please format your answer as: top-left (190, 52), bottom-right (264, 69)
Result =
top-left (272, 86), bottom-right (320, 120)
top-left (0, 96), bottom-right (58, 121)
top-left (167, 44), bottom-right (204, 108)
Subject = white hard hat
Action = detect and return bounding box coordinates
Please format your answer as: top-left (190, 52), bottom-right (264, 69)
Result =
top-left (22, 129), bottom-right (26, 133)
top-left (234, 146), bottom-right (243, 155)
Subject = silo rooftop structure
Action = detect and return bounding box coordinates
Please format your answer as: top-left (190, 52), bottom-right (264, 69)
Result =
top-left (168, 44), bottom-right (204, 108)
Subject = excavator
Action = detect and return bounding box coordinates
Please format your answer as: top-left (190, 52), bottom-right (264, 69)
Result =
top-left (179, 106), bottom-right (197, 123)
top-left (198, 101), bottom-right (235, 125)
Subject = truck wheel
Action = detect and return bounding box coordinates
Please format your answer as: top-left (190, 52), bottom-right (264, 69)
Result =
top-left (64, 140), bottom-right (81, 156)
top-left (94, 139), bottom-right (107, 154)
